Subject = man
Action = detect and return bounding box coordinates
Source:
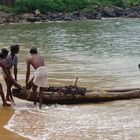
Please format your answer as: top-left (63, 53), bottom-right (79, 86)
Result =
top-left (6, 44), bottom-right (19, 80)
top-left (138, 64), bottom-right (140, 69)
top-left (0, 52), bottom-right (22, 106)
top-left (1, 48), bottom-right (9, 60)
top-left (26, 47), bottom-right (47, 109)
top-left (0, 83), bottom-right (10, 106)
top-left (5, 45), bottom-right (20, 102)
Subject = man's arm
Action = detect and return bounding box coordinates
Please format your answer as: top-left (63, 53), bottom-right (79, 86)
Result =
top-left (0, 63), bottom-right (21, 88)
top-left (14, 65), bottom-right (18, 81)
top-left (26, 59), bottom-right (30, 87)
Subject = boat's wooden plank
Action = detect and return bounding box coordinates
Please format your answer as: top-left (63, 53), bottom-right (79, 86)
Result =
top-left (105, 88), bottom-right (140, 92)
top-left (12, 88), bottom-right (140, 104)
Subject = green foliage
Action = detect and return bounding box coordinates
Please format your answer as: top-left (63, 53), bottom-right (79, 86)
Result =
top-left (1, 0), bottom-right (140, 14)
top-left (88, 0), bottom-right (125, 7)
top-left (0, 5), bottom-right (14, 13)
top-left (123, 0), bottom-right (140, 5)
top-left (14, 0), bottom-right (89, 13)
top-left (89, 0), bottom-right (140, 7)
top-left (15, 0), bottom-right (46, 13)
top-left (112, 0), bottom-right (125, 7)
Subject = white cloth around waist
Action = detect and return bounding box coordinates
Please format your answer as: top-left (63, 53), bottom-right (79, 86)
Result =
top-left (33, 66), bottom-right (48, 87)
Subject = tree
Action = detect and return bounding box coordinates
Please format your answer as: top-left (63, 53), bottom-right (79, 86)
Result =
top-left (0, 0), bottom-right (15, 6)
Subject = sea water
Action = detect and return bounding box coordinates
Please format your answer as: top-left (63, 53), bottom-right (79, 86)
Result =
top-left (1, 18), bottom-right (140, 139)
top-left (5, 99), bottom-right (140, 140)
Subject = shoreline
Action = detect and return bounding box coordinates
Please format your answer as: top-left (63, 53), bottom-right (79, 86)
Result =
top-left (0, 5), bottom-right (140, 24)
top-left (0, 78), bottom-right (29, 140)
top-left (0, 105), bottom-right (29, 140)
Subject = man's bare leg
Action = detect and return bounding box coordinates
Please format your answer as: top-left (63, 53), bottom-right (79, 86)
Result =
top-left (6, 84), bottom-right (15, 104)
top-left (5, 79), bottom-right (11, 101)
top-left (32, 85), bottom-right (38, 105)
top-left (0, 83), bottom-right (11, 106)
top-left (39, 87), bottom-right (43, 109)
top-left (26, 77), bottom-right (34, 90)
top-left (5, 78), bottom-right (14, 102)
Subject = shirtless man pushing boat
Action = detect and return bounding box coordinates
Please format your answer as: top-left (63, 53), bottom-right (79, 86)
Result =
top-left (25, 47), bottom-right (47, 109)
top-left (0, 52), bottom-right (22, 106)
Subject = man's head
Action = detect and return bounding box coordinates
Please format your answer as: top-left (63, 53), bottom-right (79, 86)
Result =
top-left (1, 48), bottom-right (9, 58)
top-left (10, 44), bottom-right (20, 54)
top-left (30, 47), bottom-right (38, 54)
top-left (138, 63), bottom-right (140, 69)
top-left (0, 52), bottom-right (3, 59)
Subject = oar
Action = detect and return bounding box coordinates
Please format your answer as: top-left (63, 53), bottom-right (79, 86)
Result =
top-left (74, 77), bottom-right (79, 87)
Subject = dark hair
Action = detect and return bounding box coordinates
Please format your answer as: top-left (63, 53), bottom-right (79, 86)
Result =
top-left (30, 47), bottom-right (38, 54)
top-left (1, 48), bottom-right (9, 58)
top-left (0, 52), bottom-right (3, 58)
top-left (10, 44), bottom-right (20, 53)
top-left (138, 63), bottom-right (140, 69)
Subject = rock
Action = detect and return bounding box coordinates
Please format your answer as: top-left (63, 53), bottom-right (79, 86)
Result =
top-left (22, 13), bottom-right (40, 22)
top-left (84, 12), bottom-right (96, 19)
top-left (102, 6), bottom-right (116, 17)
top-left (127, 12), bottom-right (140, 18)
top-left (114, 6), bottom-right (125, 16)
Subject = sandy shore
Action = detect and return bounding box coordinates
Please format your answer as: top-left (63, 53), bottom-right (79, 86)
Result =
top-left (0, 105), bottom-right (29, 140)
top-left (0, 77), bottom-right (29, 140)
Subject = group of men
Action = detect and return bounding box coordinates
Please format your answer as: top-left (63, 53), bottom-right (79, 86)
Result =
top-left (0, 45), bottom-right (47, 108)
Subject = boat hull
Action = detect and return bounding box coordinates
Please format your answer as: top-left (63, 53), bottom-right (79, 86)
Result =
top-left (12, 88), bottom-right (140, 104)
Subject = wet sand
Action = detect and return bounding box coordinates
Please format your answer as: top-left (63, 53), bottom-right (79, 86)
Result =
top-left (0, 106), bottom-right (29, 140)
top-left (0, 78), bottom-right (29, 140)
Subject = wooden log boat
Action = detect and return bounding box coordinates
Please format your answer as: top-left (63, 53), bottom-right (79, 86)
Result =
top-left (12, 87), bottom-right (140, 104)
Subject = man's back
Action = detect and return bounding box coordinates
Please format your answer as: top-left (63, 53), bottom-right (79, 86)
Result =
top-left (27, 54), bottom-right (45, 70)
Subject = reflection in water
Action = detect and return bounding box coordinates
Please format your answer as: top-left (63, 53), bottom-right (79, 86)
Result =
top-left (1, 18), bottom-right (140, 139)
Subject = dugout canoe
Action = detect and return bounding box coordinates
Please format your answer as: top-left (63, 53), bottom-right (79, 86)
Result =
top-left (12, 87), bottom-right (140, 104)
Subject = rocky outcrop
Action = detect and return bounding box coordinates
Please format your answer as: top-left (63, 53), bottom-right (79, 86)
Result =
top-left (0, 5), bottom-right (140, 24)
top-left (99, 6), bottom-right (125, 17)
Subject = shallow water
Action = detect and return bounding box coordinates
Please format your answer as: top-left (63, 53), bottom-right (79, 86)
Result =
top-left (1, 18), bottom-right (140, 139)
top-left (5, 99), bottom-right (140, 140)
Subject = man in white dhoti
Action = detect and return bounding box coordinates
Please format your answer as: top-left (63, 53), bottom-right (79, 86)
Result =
top-left (26, 47), bottom-right (47, 109)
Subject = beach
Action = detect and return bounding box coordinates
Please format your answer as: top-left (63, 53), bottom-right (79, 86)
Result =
top-left (0, 106), bottom-right (29, 140)
top-left (0, 76), bottom-right (29, 140)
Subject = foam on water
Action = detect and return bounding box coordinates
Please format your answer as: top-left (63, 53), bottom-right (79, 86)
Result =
top-left (4, 98), bottom-right (140, 140)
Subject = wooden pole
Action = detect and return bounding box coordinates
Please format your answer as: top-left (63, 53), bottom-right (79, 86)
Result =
top-left (74, 77), bottom-right (79, 87)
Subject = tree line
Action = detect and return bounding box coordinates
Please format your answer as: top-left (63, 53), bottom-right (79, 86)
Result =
top-left (0, 0), bottom-right (140, 14)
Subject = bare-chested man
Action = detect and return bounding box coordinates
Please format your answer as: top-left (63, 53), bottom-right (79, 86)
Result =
top-left (0, 52), bottom-right (22, 106)
top-left (26, 47), bottom-right (47, 109)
